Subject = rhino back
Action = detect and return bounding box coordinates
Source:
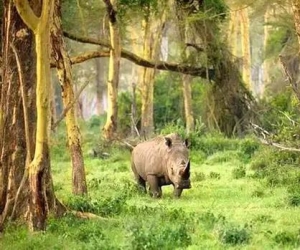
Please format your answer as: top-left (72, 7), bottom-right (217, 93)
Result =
top-left (132, 136), bottom-right (168, 179)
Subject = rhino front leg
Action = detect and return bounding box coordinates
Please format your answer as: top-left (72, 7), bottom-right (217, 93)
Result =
top-left (147, 175), bottom-right (162, 198)
top-left (173, 188), bottom-right (183, 198)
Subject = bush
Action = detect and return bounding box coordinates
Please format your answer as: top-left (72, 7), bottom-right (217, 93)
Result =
top-left (218, 224), bottom-right (251, 245)
top-left (193, 172), bottom-right (206, 182)
top-left (198, 211), bottom-right (226, 230)
top-left (238, 137), bottom-right (260, 161)
top-left (232, 166), bottom-right (246, 179)
top-left (126, 207), bottom-right (192, 250)
top-left (66, 194), bottom-right (126, 216)
top-left (273, 231), bottom-right (299, 246)
top-left (209, 171), bottom-right (221, 179)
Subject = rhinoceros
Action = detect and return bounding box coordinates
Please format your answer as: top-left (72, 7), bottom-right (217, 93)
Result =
top-left (131, 133), bottom-right (191, 198)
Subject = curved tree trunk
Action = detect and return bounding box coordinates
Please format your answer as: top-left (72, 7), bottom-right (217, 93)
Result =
top-left (51, 0), bottom-right (87, 195)
top-left (103, 0), bottom-right (121, 140)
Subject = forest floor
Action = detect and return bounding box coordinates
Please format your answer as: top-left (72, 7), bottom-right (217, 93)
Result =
top-left (1, 122), bottom-right (300, 249)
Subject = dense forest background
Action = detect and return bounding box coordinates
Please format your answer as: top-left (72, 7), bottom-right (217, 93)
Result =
top-left (2, 0), bottom-right (300, 249)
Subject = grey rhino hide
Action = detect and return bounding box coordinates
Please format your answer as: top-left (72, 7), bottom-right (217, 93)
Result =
top-left (131, 133), bottom-right (191, 198)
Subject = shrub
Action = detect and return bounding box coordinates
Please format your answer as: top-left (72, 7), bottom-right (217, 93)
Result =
top-left (193, 172), bottom-right (206, 182)
top-left (287, 177), bottom-right (300, 206)
top-left (128, 223), bottom-right (191, 250)
top-left (273, 231), bottom-right (299, 246)
top-left (232, 166), bottom-right (246, 179)
top-left (209, 171), bottom-right (221, 179)
top-left (238, 137), bottom-right (260, 161)
top-left (66, 194), bottom-right (126, 216)
top-left (218, 224), bottom-right (251, 245)
top-left (198, 211), bottom-right (226, 230)
top-left (126, 206), bottom-right (192, 250)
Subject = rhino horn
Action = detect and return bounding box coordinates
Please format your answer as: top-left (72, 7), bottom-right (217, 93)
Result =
top-left (165, 137), bottom-right (172, 148)
top-left (179, 161), bottom-right (190, 178)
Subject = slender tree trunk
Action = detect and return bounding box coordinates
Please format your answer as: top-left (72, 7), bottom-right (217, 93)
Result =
top-left (51, 0), bottom-right (87, 195)
top-left (103, 0), bottom-right (121, 140)
top-left (240, 8), bottom-right (252, 90)
top-left (140, 10), bottom-right (165, 138)
top-left (95, 59), bottom-right (105, 115)
top-left (177, 10), bottom-right (195, 133)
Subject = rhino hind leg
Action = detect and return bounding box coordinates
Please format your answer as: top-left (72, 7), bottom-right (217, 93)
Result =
top-left (147, 175), bottom-right (162, 198)
top-left (136, 176), bottom-right (146, 193)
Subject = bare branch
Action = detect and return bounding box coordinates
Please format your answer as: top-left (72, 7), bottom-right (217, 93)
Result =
top-left (258, 137), bottom-right (300, 152)
top-left (63, 31), bottom-right (214, 79)
top-left (51, 80), bottom-right (90, 130)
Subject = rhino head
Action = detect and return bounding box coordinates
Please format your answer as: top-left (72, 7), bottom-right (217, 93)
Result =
top-left (164, 135), bottom-right (191, 191)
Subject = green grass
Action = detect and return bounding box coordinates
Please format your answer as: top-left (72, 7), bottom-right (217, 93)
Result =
top-left (1, 129), bottom-right (300, 249)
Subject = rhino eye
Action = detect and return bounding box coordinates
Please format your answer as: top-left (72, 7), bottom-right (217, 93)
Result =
top-left (180, 160), bottom-right (185, 165)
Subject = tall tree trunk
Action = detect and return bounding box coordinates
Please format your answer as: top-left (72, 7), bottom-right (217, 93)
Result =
top-left (103, 0), bottom-right (121, 140)
top-left (240, 8), bottom-right (252, 90)
top-left (262, 7), bottom-right (271, 97)
top-left (14, 0), bottom-right (65, 231)
top-left (176, 9), bottom-right (195, 133)
top-left (95, 59), bottom-right (105, 115)
top-left (140, 10), bottom-right (165, 138)
top-left (228, 10), bottom-right (238, 57)
top-left (292, 0), bottom-right (300, 47)
top-left (51, 0), bottom-right (87, 195)
top-left (0, 0), bottom-right (36, 228)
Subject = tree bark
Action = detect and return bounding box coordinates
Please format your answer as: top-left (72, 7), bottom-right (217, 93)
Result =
top-left (102, 0), bottom-right (121, 140)
top-left (14, 0), bottom-right (65, 231)
top-left (0, 0), bottom-right (36, 228)
top-left (51, 0), bottom-right (87, 195)
top-left (139, 9), bottom-right (165, 138)
top-left (176, 6), bottom-right (195, 133)
top-left (240, 8), bottom-right (252, 90)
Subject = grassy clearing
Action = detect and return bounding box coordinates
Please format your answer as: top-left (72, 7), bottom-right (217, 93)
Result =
top-left (1, 126), bottom-right (300, 249)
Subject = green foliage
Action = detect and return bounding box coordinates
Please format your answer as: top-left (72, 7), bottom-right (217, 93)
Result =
top-left (198, 211), bottom-right (226, 230)
top-left (273, 231), bottom-right (300, 246)
top-left (66, 195), bottom-right (126, 217)
top-left (126, 207), bottom-right (192, 250)
top-left (218, 224), bottom-right (251, 245)
top-left (154, 73), bottom-right (184, 130)
top-left (265, 19), bottom-right (294, 59)
top-left (209, 171), bottom-right (221, 179)
top-left (287, 174), bottom-right (300, 206)
top-left (193, 171), bottom-right (206, 182)
top-left (231, 165), bottom-right (246, 179)
top-left (117, 91), bottom-right (141, 136)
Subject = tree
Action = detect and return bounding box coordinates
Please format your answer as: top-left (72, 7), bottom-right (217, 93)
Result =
top-left (102, 0), bottom-right (121, 140)
top-left (240, 7), bottom-right (252, 90)
top-left (0, 0), bottom-right (36, 230)
top-left (12, 0), bottom-right (65, 231)
top-left (139, 8), bottom-right (166, 137)
top-left (51, 0), bottom-right (87, 195)
top-left (175, 2), bottom-right (195, 133)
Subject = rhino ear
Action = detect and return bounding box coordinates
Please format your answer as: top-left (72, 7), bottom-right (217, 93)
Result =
top-left (165, 137), bottom-right (172, 148)
top-left (184, 139), bottom-right (190, 148)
